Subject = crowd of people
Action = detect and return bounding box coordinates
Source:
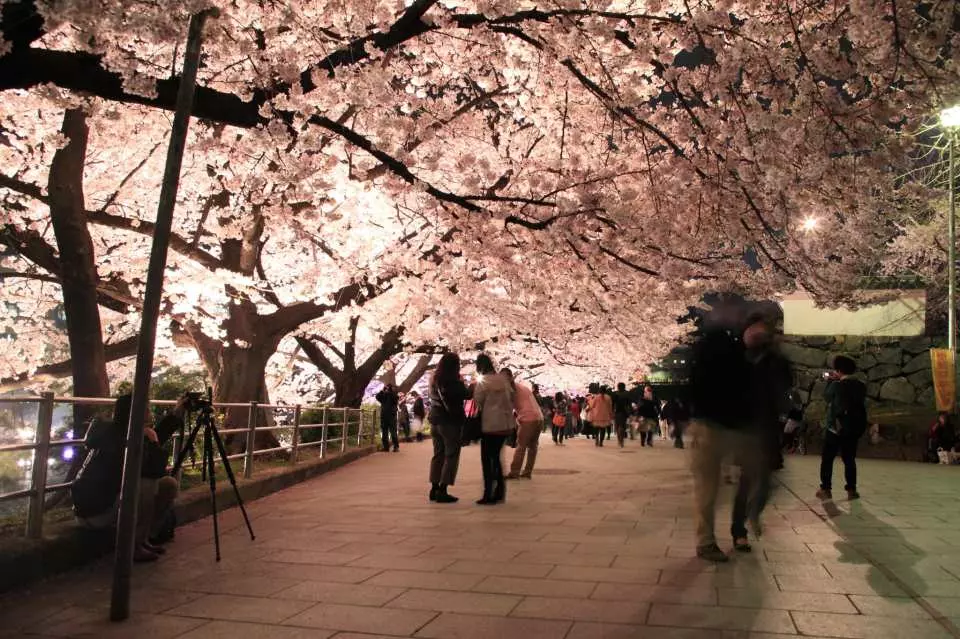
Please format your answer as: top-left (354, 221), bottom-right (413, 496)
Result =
top-left (378, 303), bottom-right (872, 564)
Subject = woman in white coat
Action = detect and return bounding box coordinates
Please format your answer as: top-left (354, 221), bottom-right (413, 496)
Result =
top-left (472, 353), bottom-right (516, 504)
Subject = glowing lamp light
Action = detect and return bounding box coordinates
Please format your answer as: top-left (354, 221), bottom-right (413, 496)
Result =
top-left (800, 217), bottom-right (819, 232)
top-left (940, 106), bottom-right (960, 128)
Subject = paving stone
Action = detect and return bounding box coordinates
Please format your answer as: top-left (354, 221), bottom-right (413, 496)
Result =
top-left (36, 611), bottom-right (207, 638)
top-left (548, 565), bottom-right (660, 584)
top-left (266, 550), bottom-right (365, 566)
top-left (347, 555), bottom-right (456, 572)
top-left (176, 620), bottom-right (336, 638)
top-left (444, 559), bottom-right (553, 578)
top-left (387, 588), bottom-right (521, 615)
top-left (647, 603), bottom-right (797, 633)
top-left (166, 593), bottom-right (315, 624)
top-left (274, 580), bottom-right (407, 606)
top-left (719, 589), bottom-right (857, 613)
top-left (180, 575), bottom-right (304, 597)
top-left (415, 612), bottom-right (571, 639)
top-left (791, 611), bottom-right (951, 638)
top-left (847, 595), bottom-right (934, 617)
top-left (365, 569), bottom-right (484, 591)
top-left (775, 575), bottom-right (908, 597)
top-left (515, 551), bottom-right (617, 567)
top-left (283, 602), bottom-right (437, 635)
top-left (567, 622), bottom-right (721, 639)
top-left (475, 576), bottom-right (598, 598)
top-left (592, 582), bottom-right (717, 605)
top-left (511, 596), bottom-right (650, 624)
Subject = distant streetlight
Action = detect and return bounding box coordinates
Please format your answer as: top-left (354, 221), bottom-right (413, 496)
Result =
top-left (800, 217), bottom-right (819, 232)
top-left (942, 106), bottom-right (959, 355)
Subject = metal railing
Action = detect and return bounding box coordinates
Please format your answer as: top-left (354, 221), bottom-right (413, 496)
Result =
top-left (0, 394), bottom-right (380, 539)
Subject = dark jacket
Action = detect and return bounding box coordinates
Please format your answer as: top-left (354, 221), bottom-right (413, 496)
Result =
top-left (824, 377), bottom-right (868, 438)
top-left (376, 387), bottom-right (399, 425)
top-left (143, 413), bottom-right (181, 479)
top-left (412, 397), bottom-right (426, 419)
top-left (636, 396), bottom-right (660, 420)
top-left (428, 378), bottom-right (470, 424)
top-left (747, 348), bottom-right (793, 432)
top-left (612, 390), bottom-right (632, 417)
top-left (689, 328), bottom-right (753, 428)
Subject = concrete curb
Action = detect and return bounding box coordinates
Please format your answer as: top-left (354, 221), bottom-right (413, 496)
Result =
top-left (0, 446), bottom-right (376, 593)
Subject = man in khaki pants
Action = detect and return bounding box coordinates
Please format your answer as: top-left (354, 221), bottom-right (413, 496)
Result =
top-left (502, 369), bottom-right (544, 479)
top-left (688, 311), bottom-right (775, 562)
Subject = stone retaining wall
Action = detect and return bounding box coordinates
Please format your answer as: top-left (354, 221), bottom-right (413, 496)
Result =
top-left (781, 335), bottom-right (941, 419)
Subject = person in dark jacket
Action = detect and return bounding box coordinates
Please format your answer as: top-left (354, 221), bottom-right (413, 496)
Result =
top-left (398, 393), bottom-right (412, 442)
top-left (428, 353), bottom-right (470, 503)
top-left (411, 391), bottom-right (426, 441)
top-left (375, 383), bottom-right (400, 452)
top-left (688, 310), bottom-right (776, 563)
top-left (927, 412), bottom-right (956, 462)
top-left (662, 398), bottom-right (691, 449)
top-left (72, 393), bottom-right (182, 562)
top-left (612, 382), bottom-right (632, 447)
top-left (817, 355), bottom-right (868, 500)
top-left (636, 385), bottom-right (660, 447)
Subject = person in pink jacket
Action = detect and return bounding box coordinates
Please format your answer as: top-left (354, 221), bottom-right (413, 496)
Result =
top-left (503, 369), bottom-right (544, 479)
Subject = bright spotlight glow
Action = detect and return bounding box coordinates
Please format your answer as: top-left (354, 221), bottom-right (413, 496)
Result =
top-left (941, 106), bottom-right (960, 128)
top-left (800, 217), bottom-right (819, 232)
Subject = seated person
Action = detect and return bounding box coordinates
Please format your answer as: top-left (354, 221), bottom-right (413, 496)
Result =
top-left (72, 393), bottom-right (187, 562)
top-left (927, 412), bottom-right (956, 462)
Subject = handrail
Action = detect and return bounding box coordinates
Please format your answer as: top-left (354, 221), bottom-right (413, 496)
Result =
top-left (0, 396), bottom-right (380, 538)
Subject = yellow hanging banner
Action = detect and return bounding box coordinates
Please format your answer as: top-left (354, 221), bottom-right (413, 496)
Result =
top-left (930, 349), bottom-right (956, 412)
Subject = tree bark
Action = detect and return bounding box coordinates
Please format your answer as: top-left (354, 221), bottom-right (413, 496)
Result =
top-left (47, 108), bottom-right (110, 430)
top-left (186, 304), bottom-right (282, 451)
top-left (397, 355), bottom-right (435, 394)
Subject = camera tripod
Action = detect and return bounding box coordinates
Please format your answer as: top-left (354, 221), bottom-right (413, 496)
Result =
top-left (171, 397), bottom-right (255, 560)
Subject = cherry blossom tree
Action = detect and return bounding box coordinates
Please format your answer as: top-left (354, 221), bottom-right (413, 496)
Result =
top-left (2, 0), bottom-right (958, 403)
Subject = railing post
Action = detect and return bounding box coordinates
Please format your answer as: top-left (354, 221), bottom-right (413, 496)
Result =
top-left (356, 409), bottom-right (363, 447)
top-left (321, 407), bottom-right (328, 459)
top-left (341, 407), bottom-right (348, 454)
top-left (291, 405), bottom-right (302, 464)
top-left (26, 392), bottom-right (54, 539)
top-left (243, 401), bottom-right (257, 479)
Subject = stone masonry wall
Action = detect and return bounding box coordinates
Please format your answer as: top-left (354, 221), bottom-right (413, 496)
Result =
top-left (781, 335), bottom-right (941, 420)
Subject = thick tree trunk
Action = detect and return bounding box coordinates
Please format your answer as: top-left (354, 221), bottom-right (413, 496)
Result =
top-left (186, 305), bottom-right (282, 452)
top-left (332, 375), bottom-right (369, 408)
top-left (47, 108), bottom-right (110, 431)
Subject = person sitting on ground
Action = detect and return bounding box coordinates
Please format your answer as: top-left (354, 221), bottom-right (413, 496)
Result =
top-left (927, 412), bottom-right (956, 462)
top-left (72, 393), bottom-right (183, 562)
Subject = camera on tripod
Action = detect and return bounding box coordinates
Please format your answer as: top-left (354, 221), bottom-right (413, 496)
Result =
top-left (183, 388), bottom-right (213, 412)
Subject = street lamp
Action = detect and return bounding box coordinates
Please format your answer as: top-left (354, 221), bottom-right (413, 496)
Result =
top-left (800, 216), bottom-right (819, 232)
top-left (941, 106), bottom-right (960, 354)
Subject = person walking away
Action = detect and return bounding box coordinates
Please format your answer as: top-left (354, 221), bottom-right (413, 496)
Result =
top-left (737, 321), bottom-right (792, 540)
top-left (689, 311), bottom-right (772, 562)
top-left (817, 356), bottom-right (868, 500)
top-left (551, 393), bottom-right (569, 445)
top-left (602, 386), bottom-right (615, 441)
top-left (569, 397), bottom-right (581, 437)
top-left (533, 384), bottom-right (553, 433)
top-left (504, 369), bottom-right (544, 479)
top-left (375, 383), bottom-right (400, 452)
top-left (637, 386), bottom-right (660, 447)
top-left (398, 393), bottom-right (412, 442)
top-left (670, 399), bottom-right (691, 449)
top-left (613, 382), bottom-right (632, 448)
top-left (410, 391), bottom-right (426, 442)
top-left (428, 354), bottom-right (469, 503)
top-left (473, 354), bottom-right (516, 504)
top-left (587, 384), bottom-right (613, 447)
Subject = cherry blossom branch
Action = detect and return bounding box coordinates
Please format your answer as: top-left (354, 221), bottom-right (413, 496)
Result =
top-left (0, 335), bottom-right (139, 387)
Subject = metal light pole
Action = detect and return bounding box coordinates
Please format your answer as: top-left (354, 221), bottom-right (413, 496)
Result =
top-left (942, 105), bottom-right (960, 412)
top-left (949, 134), bottom-right (957, 355)
top-left (110, 10), bottom-right (214, 622)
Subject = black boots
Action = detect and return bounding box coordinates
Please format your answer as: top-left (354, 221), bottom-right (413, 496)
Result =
top-left (430, 483), bottom-right (458, 503)
top-left (477, 480), bottom-right (505, 505)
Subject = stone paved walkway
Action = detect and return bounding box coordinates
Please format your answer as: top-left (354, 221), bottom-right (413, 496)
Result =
top-left (3, 434), bottom-right (960, 639)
